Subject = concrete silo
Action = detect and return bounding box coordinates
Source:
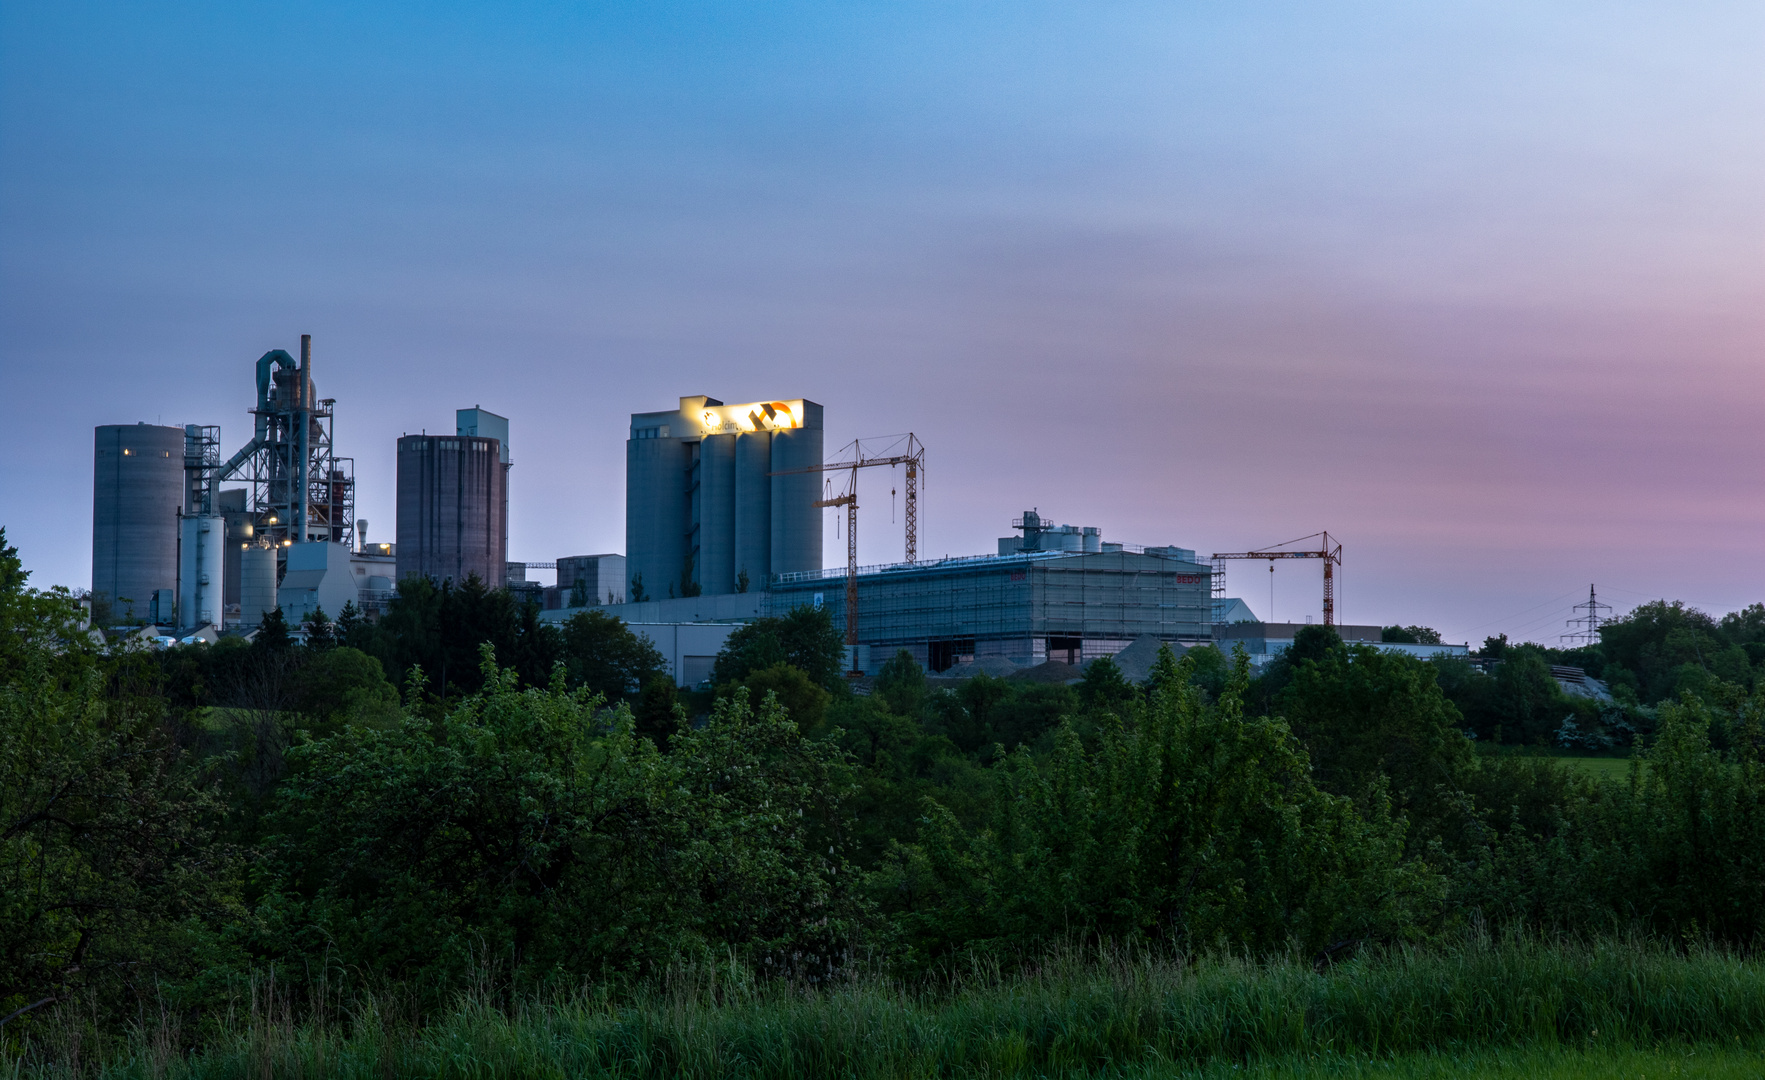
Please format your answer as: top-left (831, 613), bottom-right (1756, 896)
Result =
top-left (768, 406), bottom-right (824, 578)
top-left (625, 396), bottom-right (822, 598)
top-left (92, 423), bottom-right (185, 622)
top-left (239, 544), bottom-right (278, 629)
top-left (395, 427), bottom-right (509, 589)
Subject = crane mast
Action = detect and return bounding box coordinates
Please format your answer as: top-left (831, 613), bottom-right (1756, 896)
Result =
top-left (772, 433), bottom-right (926, 674)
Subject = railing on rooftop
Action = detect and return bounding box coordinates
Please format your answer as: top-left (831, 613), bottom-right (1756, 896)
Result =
top-left (768, 544), bottom-right (1193, 587)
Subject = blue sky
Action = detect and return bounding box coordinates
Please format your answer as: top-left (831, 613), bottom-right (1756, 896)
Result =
top-left (4, 1), bottom-right (1763, 642)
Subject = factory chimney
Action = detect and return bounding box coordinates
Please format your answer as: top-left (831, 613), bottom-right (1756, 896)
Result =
top-left (294, 334), bottom-right (311, 543)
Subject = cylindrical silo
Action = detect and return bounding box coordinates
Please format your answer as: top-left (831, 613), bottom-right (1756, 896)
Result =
top-left (769, 420), bottom-right (824, 578)
top-left (698, 433), bottom-right (736, 595)
top-left (178, 514), bottom-right (226, 628)
top-left (396, 434), bottom-right (508, 588)
top-left (92, 424), bottom-right (185, 622)
top-left (625, 434), bottom-right (685, 601)
top-left (240, 544), bottom-right (278, 629)
top-left (1082, 527), bottom-right (1102, 553)
top-left (219, 488), bottom-right (250, 618)
top-left (732, 430), bottom-right (772, 589)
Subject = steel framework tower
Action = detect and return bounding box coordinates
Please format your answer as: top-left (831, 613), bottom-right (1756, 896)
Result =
top-left (215, 334), bottom-right (355, 559)
top-left (1561, 584), bottom-right (1612, 646)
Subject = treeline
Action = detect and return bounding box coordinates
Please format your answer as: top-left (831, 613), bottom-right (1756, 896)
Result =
top-left (4, 524), bottom-right (1765, 1044)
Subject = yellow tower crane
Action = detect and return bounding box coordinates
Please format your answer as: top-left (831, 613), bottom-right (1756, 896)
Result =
top-left (770, 434), bottom-right (925, 674)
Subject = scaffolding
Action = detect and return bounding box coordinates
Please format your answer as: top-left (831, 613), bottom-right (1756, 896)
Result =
top-left (770, 548), bottom-right (1212, 670)
top-left (182, 425), bottom-right (221, 514)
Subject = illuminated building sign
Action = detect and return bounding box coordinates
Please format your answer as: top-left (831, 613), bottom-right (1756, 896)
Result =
top-left (694, 400), bottom-right (804, 434)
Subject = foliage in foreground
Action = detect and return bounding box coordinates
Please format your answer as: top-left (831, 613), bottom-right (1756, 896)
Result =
top-left (10, 937), bottom-right (1765, 1079)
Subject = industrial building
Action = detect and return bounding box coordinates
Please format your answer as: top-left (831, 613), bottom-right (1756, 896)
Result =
top-left (90, 335), bottom-right (380, 632)
top-left (626, 396), bottom-right (823, 602)
top-left (571, 510), bottom-right (1214, 679)
top-left (548, 553), bottom-right (627, 609)
top-left (771, 512), bottom-right (1213, 671)
top-left (395, 407), bottom-right (511, 589)
top-left (91, 360), bottom-right (1470, 678)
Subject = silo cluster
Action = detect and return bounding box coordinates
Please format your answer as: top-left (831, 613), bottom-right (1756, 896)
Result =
top-left (625, 396), bottom-right (822, 600)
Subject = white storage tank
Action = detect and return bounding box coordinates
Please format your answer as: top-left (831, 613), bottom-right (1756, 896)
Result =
top-left (240, 544), bottom-right (278, 629)
top-left (178, 514), bottom-right (226, 629)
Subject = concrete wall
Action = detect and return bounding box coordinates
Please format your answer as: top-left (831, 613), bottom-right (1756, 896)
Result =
top-left (540, 590), bottom-right (767, 627)
top-left (768, 412), bottom-right (822, 578)
top-left (626, 622), bottom-right (740, 688)
top-left (625, 434), bottom-right (684, 602)
top-left (699, 433), bottom-right (736, 595)
top-left (732, 430), bottom-right (772, 588)
top-left (770, 549), bottom-right (1213, 668)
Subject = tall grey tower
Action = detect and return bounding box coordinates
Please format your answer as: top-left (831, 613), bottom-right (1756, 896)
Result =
top-left (626, 396), bottom-right (822, 600)
top-left (92, 423), bottom-right (185, 621)
top-left (395, 407), bottom-right (511, 589)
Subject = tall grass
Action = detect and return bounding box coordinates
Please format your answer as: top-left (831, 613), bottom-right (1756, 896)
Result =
top-left (11, 936), bottom-right (1765, 1079)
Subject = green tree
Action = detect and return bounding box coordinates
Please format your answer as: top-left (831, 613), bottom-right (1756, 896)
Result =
top-left (568, 576), bottom-right (590, 608)
top-left (254, 606), bottom-right (293, 652)
top-left (711, 604), bottom-right (848, 691)
top-left (739, 663), bottom-right (832, 736)
top-left (632, 672), bottom-right (682, 746)
top-left (1077, 654), bottom-right (1135, 713)
top-left (882, 646), bottom-right (1439, 961)
top-left (335, 600), bottom-right (369, 649)
top-left (294, 646), bottom-right (401, 735)
top-left (0, 532), bottom-right (237, 1030)
top-left (1277, 642), bottom-right (1475, 851)
top-left (558, 609), bottom-right (666, 701)
top-left (260, 652), bottom-right (867, 994)
top-left (874, 649), bottom-right (926, 718)
top-left (1382, 625), bottom-right (1443, 645)
top-left (301, 604), bottom-right (336, 649)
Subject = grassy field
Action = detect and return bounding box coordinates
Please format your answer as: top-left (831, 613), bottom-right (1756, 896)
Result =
top-left (1156, 1046), bottom-right (1763, 1078)
top-left (1550, 754), bottom-right (1635, 781)
top-left (12, 937), bottom-right (1764, 1079)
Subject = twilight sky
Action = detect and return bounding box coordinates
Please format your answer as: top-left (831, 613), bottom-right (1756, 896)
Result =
top-left (3, 1), bottom-right (1762, 644)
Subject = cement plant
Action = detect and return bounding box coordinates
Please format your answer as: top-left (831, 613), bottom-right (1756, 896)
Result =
top-left (86, 334), bottom-right (1470, 682)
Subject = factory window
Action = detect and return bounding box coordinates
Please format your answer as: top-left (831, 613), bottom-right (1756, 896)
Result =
top-left (633, 426), bottom-right (661, 439)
